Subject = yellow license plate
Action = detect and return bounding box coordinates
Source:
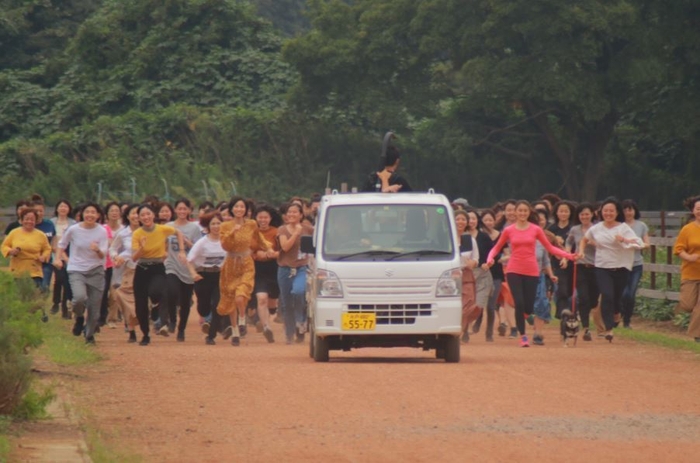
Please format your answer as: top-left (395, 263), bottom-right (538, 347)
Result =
top-left (341, 313), bottom-right (376, 331)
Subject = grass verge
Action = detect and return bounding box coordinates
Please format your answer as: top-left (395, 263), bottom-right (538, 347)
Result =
top-left (84, 426), bottom-right (143, 463)
top-left (0, 416), bottom-right (10, 463)
top-left (38, 317), bottom-right (102, 366)
top-left (616, 327), bottom-right (700, 355)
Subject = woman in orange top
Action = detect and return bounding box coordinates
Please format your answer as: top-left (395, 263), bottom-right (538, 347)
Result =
top-left (2, 208), bottom-right (52, 285)
top-left (673, 195), bottom-right (700, 342)
top-left (217, 196), bottom-right (270, 346)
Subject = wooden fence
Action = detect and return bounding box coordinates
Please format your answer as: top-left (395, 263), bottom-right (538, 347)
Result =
top-left (638, 211), bottom-right (687, 302)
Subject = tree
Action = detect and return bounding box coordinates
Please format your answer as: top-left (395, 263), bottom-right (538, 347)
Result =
top-left (285, 0), bottom-right (694, 201)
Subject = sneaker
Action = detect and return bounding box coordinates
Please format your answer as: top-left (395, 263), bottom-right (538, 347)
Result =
top-left (509, 327), bottom-right (518, 339)
top-left (139, 335), bottom-right (150, 346)
top-left (485, 335), bottom-right (494, 342)
top-left (50, 303), bottom-right (59, 314)
top-left (520, 335), bottom-right (530, 347)
top-left (239, 324), bottom-right (247, 338)
top-left (201, 322), bottom-right (210, 335)
top-left (296, 322), bottom-right (307, 335)
top-left (168, 321), bottom-right (176, 334)
top-left (497, 323), bottom-right (507, 337)
top-left (128, 331), bottom-right (137, 343)
top-left (157, 325), bottom-right (169, 337)
top-left (176, 330), bottom-right (185, 342)
top-left (623, 323), bottom-right (632, 329)
top-left (263, 327), bottom-right (275, 343)
top-left (222, 326), bottom-right (233, 340)
top-left (72, 317), bottom-right (85, 337)
top-left (231, 336), bottom-right (240, 346)
top-left (205, 337), bottom-right (216, 345)
top-left (461, 331), bottom-right (470, 343)
top-left (583, 330), bottom-right (592, 341)
top-left (295, 332), bottom-right (305, 343)
top-left (532, 334), bottom-right (544, 346)
top-left (85, 336), bottom-right (96, 345)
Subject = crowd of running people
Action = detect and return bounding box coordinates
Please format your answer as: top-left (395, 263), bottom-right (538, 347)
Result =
top-left (2, 191), bottom-right (699, 348)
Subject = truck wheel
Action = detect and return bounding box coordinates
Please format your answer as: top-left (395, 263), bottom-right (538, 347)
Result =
top-left (444, 335), bottom-right (460, 363)
top-left (313, 334), bottom-right (330, 362)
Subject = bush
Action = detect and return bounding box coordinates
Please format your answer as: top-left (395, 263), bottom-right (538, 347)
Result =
top-left (673, 312), bottom-right (691, 330)
top-left (0, 272), bottom-right (45, 417)
top-left (636, 297), bottom-right (676, 322)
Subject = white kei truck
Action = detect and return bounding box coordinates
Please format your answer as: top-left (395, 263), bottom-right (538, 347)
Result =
top-left (301, 190), bottom-right (465, 362)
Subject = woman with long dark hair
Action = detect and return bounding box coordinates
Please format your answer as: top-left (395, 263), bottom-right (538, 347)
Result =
top-left (464, 209), bottom-right (495, 342)
top-left (547, 201), bottom-right (576, 318)
top-left (56, 203), bottom-right (109, 345)
top-left (277, 202), bottom-right (313, 344)
top-left (578, 197), bottom-right (643, 342)
top-left (188, 212), bottom-right (226, 345)
top-left (131, 203), bottom-right (186, 346)
top-left (620, 199), bottom-right (649, 328)
top-left (100, 201), bottom-right (123, 328)
top-left (216, 196), bottom-right (270, 346)
top-left (50, 199), bottom-right (75, 318)
top-left (110, 204), bottom-right (141, 343)
top-left (487, 200), bottom-right (576, 347)
top-left (565, 203), bottom-right (599, 341)
top-left (160, 198), bottom-right (201, 341)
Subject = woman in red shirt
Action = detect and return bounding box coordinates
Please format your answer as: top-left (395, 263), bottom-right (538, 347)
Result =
top-left (487, 200), bottom-right (577, 347)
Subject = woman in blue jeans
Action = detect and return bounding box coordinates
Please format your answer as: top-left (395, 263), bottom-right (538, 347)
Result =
top-left (277, 202), bottom-right (313, 344)
top-left (620, 200), bottom-right (649, 328)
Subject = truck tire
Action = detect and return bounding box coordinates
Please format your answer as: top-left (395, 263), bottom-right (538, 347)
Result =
top-left (313, 334), bottom-right (330, 362)
top-left (444, 335), bottom-right (460, 363)
top-left (435, 346), bottom-right (445, 359)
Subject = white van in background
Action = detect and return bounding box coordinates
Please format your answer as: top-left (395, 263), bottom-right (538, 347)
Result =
top-left (301, 190), bottom-right (463, 362)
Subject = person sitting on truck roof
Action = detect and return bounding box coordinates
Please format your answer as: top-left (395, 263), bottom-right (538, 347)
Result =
top-left (363, 146), bottom-right (412, 193)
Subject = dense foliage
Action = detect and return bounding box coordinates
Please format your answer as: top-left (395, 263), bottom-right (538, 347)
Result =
top-left (0, 0), bottom-right (698, 206)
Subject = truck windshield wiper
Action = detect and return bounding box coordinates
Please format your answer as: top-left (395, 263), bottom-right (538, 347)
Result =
top-left (385, 250), bottom-right (452, 261)
top-left (334, 250), bottom-right (400, 261)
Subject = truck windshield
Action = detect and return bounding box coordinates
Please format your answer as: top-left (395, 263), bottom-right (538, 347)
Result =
top-left (322, 204), bottom-right (455, 261)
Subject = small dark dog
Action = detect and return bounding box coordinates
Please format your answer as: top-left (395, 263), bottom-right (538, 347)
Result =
top-left (560, 309), bottom-right (580, 347)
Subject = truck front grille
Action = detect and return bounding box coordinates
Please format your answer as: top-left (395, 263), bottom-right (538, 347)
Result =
top-left (346, 304), bottom-right (433, 325)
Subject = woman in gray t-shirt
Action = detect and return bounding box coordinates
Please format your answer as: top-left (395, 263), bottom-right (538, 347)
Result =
top-left (620, 200), bottom-right (650, 328)
top-left (159, 199), bottom-right (202, 340)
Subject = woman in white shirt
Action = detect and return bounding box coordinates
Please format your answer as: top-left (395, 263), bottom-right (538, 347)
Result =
top-left (110, 204), bottom-right (140, 343)
top-left (56, 202), bottom-right (109, 345)
top-left (187, 212), bottom-right (226, 345)
top-left (579, 198), bottom-right (643, 342)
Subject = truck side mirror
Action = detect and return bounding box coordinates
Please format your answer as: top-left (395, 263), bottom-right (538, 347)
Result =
top-left (459, 234), bottom-right (473, 253)
top-left (300, 235), bottom-right (315, 254)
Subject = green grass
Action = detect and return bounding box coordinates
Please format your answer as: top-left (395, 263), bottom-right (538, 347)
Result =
top-left (0, 416), bottom-right (10, 463)
top-left (84, 427), bottom-right (143, 463)
top-left (38, 317), bottom-right (102, 366)
top-left (616, 328), bottom-right (700, 354)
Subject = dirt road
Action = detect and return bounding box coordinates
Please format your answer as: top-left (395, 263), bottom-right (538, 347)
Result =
top-left (29, 318), bottom-right (700, 462)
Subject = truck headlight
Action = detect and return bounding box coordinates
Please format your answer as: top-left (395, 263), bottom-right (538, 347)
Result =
top-left (317, 269), bottom-right (343, 298)
top-left (436, 268), bottom-right (462, 297)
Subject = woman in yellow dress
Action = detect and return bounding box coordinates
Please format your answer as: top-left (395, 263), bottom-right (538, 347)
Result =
top-left (217, 196), bottom-right (269, 346)
top-left (2, 207), bottom-right (52, 286)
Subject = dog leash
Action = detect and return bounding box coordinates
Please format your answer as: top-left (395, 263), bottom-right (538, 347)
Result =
top-left (570, 259), bottom-right (577, 316)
